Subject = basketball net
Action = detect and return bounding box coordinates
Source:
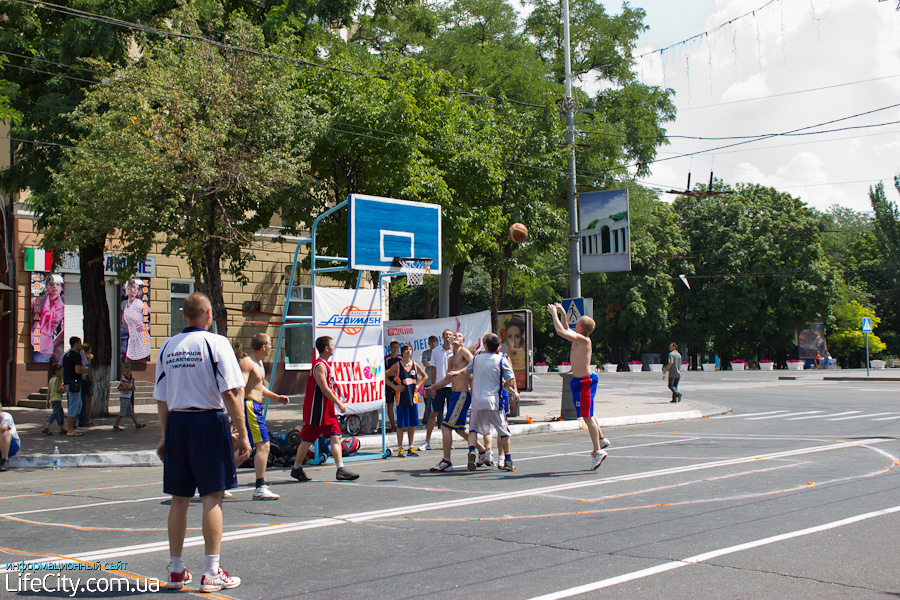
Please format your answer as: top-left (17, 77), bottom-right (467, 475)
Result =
top-left (398, 258), bottom-right (432, 286)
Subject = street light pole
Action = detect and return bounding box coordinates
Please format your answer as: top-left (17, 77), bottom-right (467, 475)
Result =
top-left (561, 0), bottom-right (581, 299)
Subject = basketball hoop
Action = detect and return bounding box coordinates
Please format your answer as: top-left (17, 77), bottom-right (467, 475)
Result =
top-left (397, 258), bottom-right (432, 286)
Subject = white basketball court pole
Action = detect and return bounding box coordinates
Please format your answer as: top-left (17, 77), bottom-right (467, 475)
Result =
top-left (562, 0), bottom-right (581, 298)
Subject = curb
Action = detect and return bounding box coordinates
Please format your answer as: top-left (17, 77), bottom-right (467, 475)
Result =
top-left (8, 405), bottom-right (730, 468)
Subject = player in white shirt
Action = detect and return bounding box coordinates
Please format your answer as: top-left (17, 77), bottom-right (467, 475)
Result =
top-left (154, 293), bottom-right (249, 593)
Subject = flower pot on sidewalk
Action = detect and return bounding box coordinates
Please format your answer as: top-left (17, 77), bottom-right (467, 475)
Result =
top-left (649, 364), bottom-right (663, 372)
top-left (759, 362), bottom-right (774, 371)
top-left (870, 360), bottom-right (886, 370)
top-left (787, 361), bottom-right (804, 371)
top-left (730, 362), bottom-right (745, 371)
top-left (701, 363), bottom-right (716, 371)
top-left (534, 365), bottom-right (549, 373)
top-left (558, 364), bottom-right (571, 373)
top-left (604, 363), bottom-right (618, 373)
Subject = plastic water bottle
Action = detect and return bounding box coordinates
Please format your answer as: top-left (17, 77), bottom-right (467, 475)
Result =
top-left (52, 446), bottom-right (61, 471)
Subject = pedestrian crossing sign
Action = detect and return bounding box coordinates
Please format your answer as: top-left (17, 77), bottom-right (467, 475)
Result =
top-left (560, 298), bottom-right (593, 330)
top-left (861, 317), bottom-right (872, 333)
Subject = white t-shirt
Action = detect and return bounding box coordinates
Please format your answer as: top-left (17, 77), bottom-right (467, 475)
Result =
top-left (0, 412), bottom-right (20, 444)
top-left (466, 352), bottom-right (514, 411)
top-left (431, 345), bottom-right (452, 389)
top-left (154, 327), bottom-right (244, 411)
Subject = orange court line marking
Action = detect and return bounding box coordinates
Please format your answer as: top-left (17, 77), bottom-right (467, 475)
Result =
top-left (0, 514), bottom-right (192, 532)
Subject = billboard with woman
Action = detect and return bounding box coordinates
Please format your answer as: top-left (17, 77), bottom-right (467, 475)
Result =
top-left (120, 277), bottom-right (152, 362)
top-left (31, 273), bottom-right (65, 363)
top-left (498, 309), bottom-right (532, 392)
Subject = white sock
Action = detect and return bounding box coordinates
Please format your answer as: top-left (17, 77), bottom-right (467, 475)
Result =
top-left (204, 554), bottom-right (219, 577)
top-left (335, 461), bottom-right (344, 468)
top-left (169, 556), bottom-right (184, 573)
top-left (484, 450), bottom-right (493, 461)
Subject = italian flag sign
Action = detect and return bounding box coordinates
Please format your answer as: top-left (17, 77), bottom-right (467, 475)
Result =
top-left (25, 248), bottom-right (53, 272)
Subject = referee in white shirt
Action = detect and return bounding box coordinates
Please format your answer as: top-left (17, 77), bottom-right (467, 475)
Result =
top-left (154, 292), bottom-right (250, 593)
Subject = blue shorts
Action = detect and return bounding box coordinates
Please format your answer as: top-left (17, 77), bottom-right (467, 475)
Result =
top-left (570, 373), bottom-right (598, 419)
top-left (244, 400), bottom-right (270, 448)
top-left (443, 391), bottom-right (471, 431)
top-left (66, 390), bottom-right (82, 418)
top-left (396, 404), bottom-right (419, 429)
top-left (8, 438), bottom-right (19, 457)
top-left (431, 387), bottom-right (452, 413)
top-left (163, 410), bottom-right (237, 497)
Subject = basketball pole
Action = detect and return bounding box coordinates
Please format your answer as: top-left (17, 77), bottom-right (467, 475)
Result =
top-left (562, 0), bottom-right (581, 298)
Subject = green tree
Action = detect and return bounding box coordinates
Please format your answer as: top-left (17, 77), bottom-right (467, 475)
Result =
top-left (42, 10), bottom-right (318, 333)
top-left (828, 299), bottom-right (886, 366)
top-left (867, 179), bottom-right (900, 353)
top-left (584, 186), bottom-right (688, 366)
top-left (674, 182), bottom-right (834, 365)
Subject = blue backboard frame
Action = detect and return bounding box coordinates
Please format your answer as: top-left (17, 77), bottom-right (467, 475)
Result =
top-left (348, 194), bottom-right (442, 273)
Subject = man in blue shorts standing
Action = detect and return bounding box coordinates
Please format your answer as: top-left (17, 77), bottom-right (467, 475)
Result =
top-left (155, 293), bottom-right (250, 592)
top-left (549, 303), bottom-right (610, 470)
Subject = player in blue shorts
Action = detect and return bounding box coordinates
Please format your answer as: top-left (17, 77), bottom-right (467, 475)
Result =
top-left (240, 333), bottom-right (289, 500)
top-left (385, 344), bottom-right (428, 456)
top-left (549, 303), bottom-right (610, 470)
top-left (155, 293), bottom-right (250, 592)
top-left (427, 333), bottom-right (485, 472)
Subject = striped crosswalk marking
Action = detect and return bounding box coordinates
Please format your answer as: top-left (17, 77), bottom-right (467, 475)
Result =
top-left (827, 412), bottom-right (898, 421)
top-left (746, 411), bottom-right (823, 420)
top-left (786, 411), bottom-right (861, 420)
top-left (712, 411), bottom-right (787, 419)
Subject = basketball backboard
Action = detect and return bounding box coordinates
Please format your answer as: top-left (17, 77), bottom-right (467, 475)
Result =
top-left (348, 194), bottom-right (442, 273)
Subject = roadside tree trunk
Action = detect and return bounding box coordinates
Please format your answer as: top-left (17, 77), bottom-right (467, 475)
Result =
top-left (79, 243), bottom-right (112, 417)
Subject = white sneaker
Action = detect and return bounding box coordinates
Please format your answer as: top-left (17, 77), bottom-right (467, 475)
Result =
top-left (199, 567), bottom-right (241, 592)
top-left (223, 490), bottom-right (233, 499)
top-left (591, 449), bottom-right (608, 470)
top-left (418, 441), bottom-right (432, 451)
top-left (252, 485), bottom-right (279, 500)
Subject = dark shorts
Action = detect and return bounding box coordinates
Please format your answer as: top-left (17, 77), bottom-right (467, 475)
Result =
top-left (431, 387), bottom-right (452, 413)
top-left (570, 373), bottom-right (598, 419)
top-left (396, 404), bottom-right (419, 429)
top-left (245, 400), bottom-right (270, 448)
top-left (163, 410), bottom-right (237, 497)
top-left (300, 419), bottom-right (341, 442)
top-left (443, 391), bottom-right (471, 431)
top-left (8, 438), bottom-right (19, 457)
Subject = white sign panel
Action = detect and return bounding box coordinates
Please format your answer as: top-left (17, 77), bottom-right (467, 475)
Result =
top-left (579, 189), bottom-right (631, 273)
top-left (384, 311), bottom-right (492, 366)
top-left (314, 287), bottom-right (384, 348)
top-left (330, 345), bottom-right (386, 414)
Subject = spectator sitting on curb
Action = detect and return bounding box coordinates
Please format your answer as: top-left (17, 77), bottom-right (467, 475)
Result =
top-left (1, 410), bottom-right (21, 471)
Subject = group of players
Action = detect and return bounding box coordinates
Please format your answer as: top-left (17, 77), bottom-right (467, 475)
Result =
top-left (153, 293), bottom-right (612, 592)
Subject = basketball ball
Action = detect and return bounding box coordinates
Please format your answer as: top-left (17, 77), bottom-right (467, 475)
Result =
top-left (509, 223), bottom-right (528, 243)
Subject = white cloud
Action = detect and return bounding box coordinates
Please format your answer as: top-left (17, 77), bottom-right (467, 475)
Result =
top-left (631, 0), bottom-right (900, 214)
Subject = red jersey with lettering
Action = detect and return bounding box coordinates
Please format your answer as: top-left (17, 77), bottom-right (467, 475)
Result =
top-left (303, 358), bottom-right (338, 426)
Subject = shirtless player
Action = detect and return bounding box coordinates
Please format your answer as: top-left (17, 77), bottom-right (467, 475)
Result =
top-left (240, 333), bottom-right (289, 500)
top-left (427, 332), bottom-right (485, 472)
top-left (548, 303), bottom-right (610, 470)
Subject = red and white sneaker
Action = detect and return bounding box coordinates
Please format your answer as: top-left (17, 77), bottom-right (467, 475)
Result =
top-left (167, 567), bottom-right (192, 590)
top-left (199, 566), bottom-right (241, 592)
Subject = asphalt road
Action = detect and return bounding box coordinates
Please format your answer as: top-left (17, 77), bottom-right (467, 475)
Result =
top-left (1, 374), bottom-right (899, 599)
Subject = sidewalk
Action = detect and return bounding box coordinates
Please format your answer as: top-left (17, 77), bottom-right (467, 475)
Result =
top-left (1, 370), bottom-right (739, 469)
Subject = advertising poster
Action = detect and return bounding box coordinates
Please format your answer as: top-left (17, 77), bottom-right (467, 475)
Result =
top-left (120, 279), bottom-right (152, 362)
top-left (31, 272), bottom-right (65, 364)
top-left (498, 309), bottom-right (532, 391)
top-left (798, 323), bottom-right (827, 360)
top-left (579, 189), bottom-right (632, 273)
top-left (314, 287), bottom-right (384, 348)
top-left (329, 345), bottom-right (386, 414)
top-left (384, 311), bottom-right (492, 366)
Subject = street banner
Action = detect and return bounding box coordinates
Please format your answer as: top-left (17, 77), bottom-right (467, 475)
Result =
top-left (314, 287), bottom-right (384, 348)
top-left (384, 310), bottom-right (492, 366)
top-left (331, 345), bottom-right (386, 414)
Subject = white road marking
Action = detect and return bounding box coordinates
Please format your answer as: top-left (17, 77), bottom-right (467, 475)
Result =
top-left (826, 412), bottom-right (898, 421)
top-left (711, 411), bottom-right (787, 419)
top-left (516, 438), bottom-right (702, 462)
top-left (746, 411), bottom-right (823, 420)
top-left (786, 411), bottom-right (861, 420)
top-left (4, 439), bottom-right (882, 566)
top-left (526, 504), bottom-right (900, 600)
top-left (870, 415), bottom-right (900, 421)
